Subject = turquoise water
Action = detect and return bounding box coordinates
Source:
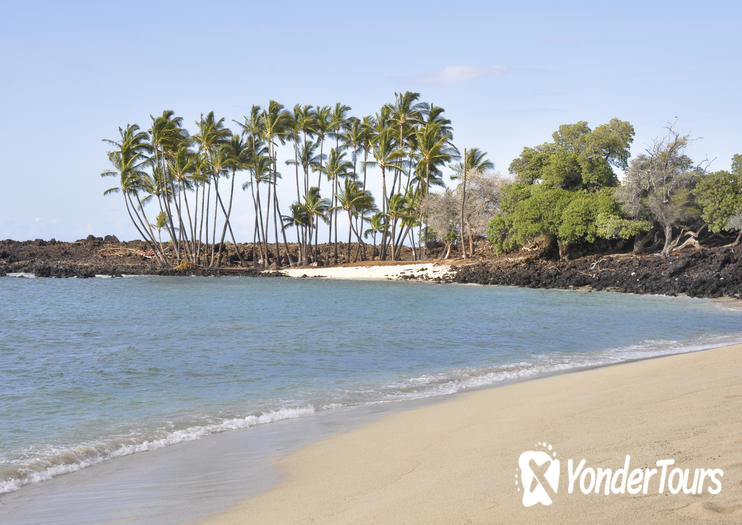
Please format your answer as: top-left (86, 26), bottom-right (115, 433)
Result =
top-left (1, 276), bottom-right (741, 496)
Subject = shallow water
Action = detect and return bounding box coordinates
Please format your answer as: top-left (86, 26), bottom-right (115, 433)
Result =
top-left (1, 276), bottom-right (741, 522)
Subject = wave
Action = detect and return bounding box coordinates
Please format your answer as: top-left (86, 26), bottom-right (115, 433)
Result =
top-left (0, 406), bottom-right (315, 495)
top-left (2, 332), bottom-right (741, 496)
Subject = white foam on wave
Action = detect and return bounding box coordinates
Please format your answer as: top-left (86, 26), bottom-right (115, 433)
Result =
top-left (355, 332), bottom-right (742, 406)
top-left (0, 406), bottom-right (315, 495)
top-left (5, 272), bottom-right (36, 278)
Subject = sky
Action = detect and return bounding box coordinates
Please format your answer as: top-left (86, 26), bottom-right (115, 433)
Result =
top-left (0, 0), bottom-right (740, 241)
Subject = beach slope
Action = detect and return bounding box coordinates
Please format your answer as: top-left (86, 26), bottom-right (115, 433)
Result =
top-left (201, 345), bottom-right (742, 524)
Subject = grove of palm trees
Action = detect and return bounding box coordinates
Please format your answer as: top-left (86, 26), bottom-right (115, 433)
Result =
top-left (102, 92), bottom-right (473, 269)
top-left (103, 92), bottom-right (742, 271)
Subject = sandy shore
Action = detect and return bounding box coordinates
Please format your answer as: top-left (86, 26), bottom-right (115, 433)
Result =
top-left (277, 262), bottom-right (454, 281)
top-left (201, 345), bottom-right (742, 524)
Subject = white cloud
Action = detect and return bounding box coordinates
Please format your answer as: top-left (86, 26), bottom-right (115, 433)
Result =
top-left (421, 65), bottom-right (506, 85)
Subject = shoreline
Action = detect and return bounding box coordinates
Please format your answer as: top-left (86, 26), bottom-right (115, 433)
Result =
top-left (200, 343), bottom-right (742, 524)
top-left (2, 238), bottom-right (741, 299)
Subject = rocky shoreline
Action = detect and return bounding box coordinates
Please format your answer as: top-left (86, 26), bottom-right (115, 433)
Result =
top-left (0, 237), bottom-right (271, 278)
top-left (2, 237), bottom-right (740, 299)
top-left (450, 245), bottom-right (742, 298)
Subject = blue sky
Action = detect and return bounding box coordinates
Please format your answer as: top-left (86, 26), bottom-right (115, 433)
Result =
top-left (1, 0), bottom-right (740, 241)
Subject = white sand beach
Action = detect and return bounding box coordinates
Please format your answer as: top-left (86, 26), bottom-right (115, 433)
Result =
top-left (201, 344), bottom-right (742, 524)
top-left (276, 262), bottom-right (454, 281)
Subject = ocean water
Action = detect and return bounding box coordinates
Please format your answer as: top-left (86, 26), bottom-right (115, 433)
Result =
top-left (1, 275), bottom-right (741, 517)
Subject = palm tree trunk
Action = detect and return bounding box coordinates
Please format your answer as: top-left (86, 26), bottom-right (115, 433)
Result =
top-left (317, 136), bottom-right (324, 190)
top-left (210, 176), bottom-right (220, 267)
top-left (293, 143), bottom-right (301, 203)
top-left (390, 217), bottom-right (398, 261)
top-left (123, 192), bottom-right (165, 266)
top-left (252, 217), bottom-right (258, 264)
top-left (380, 166), bottom-right (388, 260)
top-left (203, 183), bottom-right (211, 264)
top-left (217, 168), bottom-right (245, 266)
top-left (182, 184), bottom-right (197, 263)
top-left (271, 154), bottom-right (281, 266)
top-left (264, 176), bottom-right (272, 265)
top-left (275, 196), bottom-right (294, 267)
top-left (357, 148), bottom-right (368, 252)
top-left (347, 210), bottom-right (353, 261)
top-left (257, 184), bottom-right (268, 265)
top-left (194, 183), bottom-right (201, 264)
top-left (333, 177), bottom-right (339, 264)
top-left (247, 170), bottom-right (261, 265)
top-left (327, 178), bottom-right (333, 259)
top-left (460, 148), bottom-right (468, 259)
top-left (133, 193), bottom-right (168, 265)
top-left (165, 178), bottom-right (181, 261)
top-left (349, 213), bottom-right (368, 263)
top-left (176, 178), bottom-right (194, 262)
top-left (154, 146), bottom-right (180, 260)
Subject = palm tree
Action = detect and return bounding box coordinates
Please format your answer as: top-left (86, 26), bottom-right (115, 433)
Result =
top-left (319, 148), bottom-right (354, 263)
top-left (282, 202), bottom-right (311, 262)
top-left (236, 105), bottom-right (268, 264)
top-left (415, 122), bottom-right (456, 198)
top-left (393, 188), bottom-right (422, 260)
top-left (193, 152), bottom-right (210, 264)
top-left (386, 91), bottom-right (425, 194)
top-left (330, 102), bottom-right (351, 153)
top-left (370, 125), bottom-right (403, 259)
top-left (302, 186), bottom-right (331, 261)
top-left (260, 101), bottom-right (294, 266)
top-left (243, 151), bottom-right (272, 265)
top-left (414, 121), bottom-right (457, 257)
top-left (167, 145), bottom-right (198, 261)
top-left (219, 134), bottom-right (250, 265)
top-left (291, 104), bottom-right (316, 197)
top-left (313, 105), bottom-right (332, 191)
top-left (451, 148), bottom-right (494, 257)
top-left (336, 178), bottom-right (376, 261)
top-left (342, 117), bottom-right (364, 180)
top-left (149, 110), bottom-right (189, 260)
top-left (423, 103), bottom-right (452, 134)
top-left (102, 124), bottom-right (166, 265)
top-left (193, 112), bottom-right (232, 266)
top-left (364, 212), bottom-right (387, 261)
top-left (358, 115), bottom-right (376, 244)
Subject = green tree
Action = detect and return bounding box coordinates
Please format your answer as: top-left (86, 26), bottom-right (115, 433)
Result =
top-left (695, 157), bottom-right (742, 245)
top-left (509, 119), bottom-right (634, 190)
